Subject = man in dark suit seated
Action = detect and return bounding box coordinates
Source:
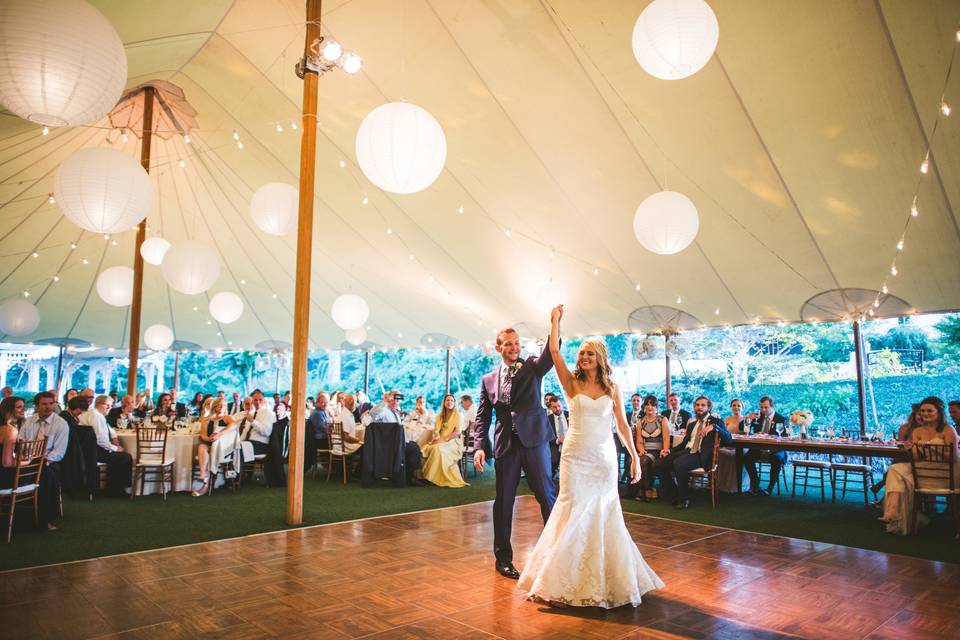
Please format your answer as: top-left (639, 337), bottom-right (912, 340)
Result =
top-left (655, 395), bottom-right (731, 509)
top-left (106, 394), bottom-right (136, 428)
top-left (661, 392), bottom-right (691, 434)
top-left (743, 396), bottom-right (789, 495)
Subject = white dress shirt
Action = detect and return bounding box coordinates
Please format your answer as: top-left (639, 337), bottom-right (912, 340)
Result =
top-left (247, 407), bottom-right (275, 445)
top-left (551, 411), bottom-right (568, 445)
top-left (461, 404), bottom-right (478, 435)
top-left (18, 413), bottom-right (69, 462)
top-left (339, 407), bottom-right (361, 454)
top-left (82, 409), bottom-right (119, 453)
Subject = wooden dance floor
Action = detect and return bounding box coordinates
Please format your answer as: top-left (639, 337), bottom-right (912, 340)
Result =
top-left (1, 497), bottom-right (958, 640)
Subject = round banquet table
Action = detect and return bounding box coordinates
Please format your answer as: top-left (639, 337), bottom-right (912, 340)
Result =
top-left (116, 430), bottom-right (198, 494)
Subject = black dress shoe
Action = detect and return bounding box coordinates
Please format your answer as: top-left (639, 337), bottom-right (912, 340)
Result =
top-left (675, 499), bottom-right (690, 509)
top-left (496, 562), bottom-right (520, 580)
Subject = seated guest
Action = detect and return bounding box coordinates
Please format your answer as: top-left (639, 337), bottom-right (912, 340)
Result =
top-left (355, 391), bottom-right (372, 417)
top-left (242, 390), bottom-right (276, 477)
top-left (421, 394), bottom-right (466, 487)
top-left (338, 394), bottom-right (362, 455)
top-left (881, 397), bottom-right (959, 535)
top-left (0, 396), bottom-right (25, 430)
top-left (189, 392), bottom-right (204, 416)
top-left (662, 392), bottom-right (691, 434)
top-left (407, 395), bottom-right (434, 425)
top-left (228, 391), bottom-right (242, 414)
top-left (656, 395), bottom-right (731, 509)
top-left (718, 398), bottom-right (748, 493)
top-left (743, 396), bottom-right (789, 495)
top-left (109, 390), bottom-right (120, 408)
top-left (309, 391), bottom-right (330, 451)
top-left (725, 399), bottom-right (748, 434)
top-left (1, 386), bottom-right (12, 399)
top-left (266, 400), bottom-right (290, 488)
top-left (63, 388), bottom-right (78, 411)
top-left (155, 392), bottom-right (180, 422)
top-left (133, 392), bottom-right (152, 417)
top-left (272, 392), bottom-right (282, 410)
top-left (83, 395), bottom-right (132, 497)
top-left (626, 393), bottom-right (642, 429)
top-left (168, 390), bottom-right (188, 418)
top-left (106, 394), bottom-right (137, 428)
top-left (949, 400), bottom-right (960, 431)
top-left (0, 413), bottom-right (17, 491)
top-left (547, 396), bottom-right (568, 480)
top-left (193, 397), bottom-right (237, 496)
top-left (18, 392), bottom-right (69, 529)
top-left (632, 395), bottom-right (668, 502)
top-left (460, 394), bottom-right (477, 438)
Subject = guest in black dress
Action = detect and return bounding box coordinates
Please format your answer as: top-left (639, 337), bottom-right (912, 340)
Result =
top-left (266, 401), bottom-right (290, 488)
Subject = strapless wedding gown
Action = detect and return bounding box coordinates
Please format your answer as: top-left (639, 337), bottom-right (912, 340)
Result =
top-left (517, 394), bottom-right (663, 608)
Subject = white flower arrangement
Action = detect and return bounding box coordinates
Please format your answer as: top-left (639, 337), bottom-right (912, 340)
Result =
top-left (790, 409), bottom-right (814, 427)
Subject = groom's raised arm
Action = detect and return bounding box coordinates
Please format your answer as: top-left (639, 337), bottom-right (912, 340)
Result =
top-left (532, 337), bottom-right (559, 377)
top-left (474, 377), bottom-right (492, 452)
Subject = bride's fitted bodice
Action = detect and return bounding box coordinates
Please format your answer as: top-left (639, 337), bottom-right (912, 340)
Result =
top-left (565, 394), bottom-right (614, 448)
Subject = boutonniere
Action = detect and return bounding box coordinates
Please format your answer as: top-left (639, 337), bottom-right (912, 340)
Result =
top-left (509, 361), bottom-right (523, 374)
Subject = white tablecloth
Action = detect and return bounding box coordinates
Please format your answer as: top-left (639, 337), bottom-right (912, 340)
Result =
top-left (404, 422), bottom-right (434, 447)
top-left (117, 431), bottom-right (197, 494)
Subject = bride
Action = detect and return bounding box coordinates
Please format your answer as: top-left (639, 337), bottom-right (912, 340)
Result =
top-left (517, 305), bottom-right (663, 608)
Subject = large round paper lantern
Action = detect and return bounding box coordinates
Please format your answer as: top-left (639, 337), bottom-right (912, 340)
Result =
top-left (96, 266), bottom-right (134, 306)
top-left (140, 237), bottom-right (171, 266)
top-left (632, 191), bottom-right (700, 255)
top-left (345, 326), bottom-right (367, 346)
top-left (0, 0), bottom-right (127, 127)
top-left (250, 182), bottom-right (298, 236)
top-left (54, 148), bottom-right (153, 234)
top-left (632, 0), bottom-right (719, 80)
top-left (0, 299), bottom-right (40, 337)
top-left (209, 292), bottom-right (243, 324)
top-left (160, 240), bottom-right (220, 295)
top-left (355, 102), bottom-right (446, 194)
top-left (331, 294), bottom-right (369, 330)
top-left (143, 324), bottom-right (174, 351)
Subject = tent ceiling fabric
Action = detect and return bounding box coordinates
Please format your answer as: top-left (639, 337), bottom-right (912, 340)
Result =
top-left (1, 0), bottom-right (959, 350)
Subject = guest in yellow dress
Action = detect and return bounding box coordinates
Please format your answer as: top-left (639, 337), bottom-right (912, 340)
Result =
top-left (421, 394), bottom-right (467, 488)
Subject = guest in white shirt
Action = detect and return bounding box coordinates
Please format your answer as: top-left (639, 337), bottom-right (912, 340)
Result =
top-left (547, 396), bottom-right (568, 480)
top-left (18, 392), bottom-right (69, 528)
top-left (460, 394), bottom-right (478, 438)
top-left (408, 396), bottom-right (435, 426)
top-left (338, 394), bottom-right (362, 455)
top-left (85, 395), bottom-right (133, 497)
top-left (245, 390), bottom-right (275, 458)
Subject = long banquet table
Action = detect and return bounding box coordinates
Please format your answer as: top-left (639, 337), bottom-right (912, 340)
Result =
top-left (727, 433), bottom-right (909, 494)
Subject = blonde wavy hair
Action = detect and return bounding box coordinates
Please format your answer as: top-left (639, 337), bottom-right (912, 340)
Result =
top-left (573, 339), bottom-right (615, 397)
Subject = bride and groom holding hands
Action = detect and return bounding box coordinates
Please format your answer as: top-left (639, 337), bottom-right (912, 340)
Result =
top-left (472, 305), bottom-right (663, 608)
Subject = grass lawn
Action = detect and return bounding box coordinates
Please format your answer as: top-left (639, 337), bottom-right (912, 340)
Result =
top-left (2, 468), bottom-right (957, 571)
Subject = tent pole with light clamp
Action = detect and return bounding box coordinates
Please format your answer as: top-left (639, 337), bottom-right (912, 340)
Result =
top-left (286, 0), bottom-right (322, 526)
top-left (127, 86), bottom-right (154, 396)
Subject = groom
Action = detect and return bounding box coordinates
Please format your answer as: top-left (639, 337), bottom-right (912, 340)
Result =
top-left (474, 328), bottom-right (558, 579)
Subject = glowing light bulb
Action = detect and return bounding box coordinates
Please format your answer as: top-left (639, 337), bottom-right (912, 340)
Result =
top-left (882, 284), bottom-right (888, 294)
top-left (338, 159), bottom-right (345, 168)
top-left (276, 123), bottom-right (283, 133)
top-left (457, 205), bottom-right (464, 214)
top-left (52, 275), bottom-right (60, 282)
top-left (82, 258), bottom-right (89, 265)
top-left (342, 53), bottom-right (363, 74)
top-left (891, 265), bottom-right (898, 276)
top-left (504, 228), bottom-right (512, 237)
top-left (873, 299), bottom-right (880, 308)
top-left (41, 126), bottom-right (49, 136)
top-left (70, 243), bottom-right (77, 249)
top-left (676, 295), bottom-right (682, 304)
top-left (593, 268), bottom-right (599, 276)
top-left (291, 121), bottom-right (298, 130)
top-left (896, 238), bottom-right (904, 251)
top-left (714, 307), bottom-right (720, 315)
top-left (942, 101), bottom-right (952, 116)
top-left (910, 200), bottom-right (918, 217)
top-left (183, 134), bottom-right (191, 144)
top-left (361, 195), bottom-right (368, 205)
top-left (386, 227), bottom-right (393, 235)
top-left (237, 141), bottom-right (244, 149)
top-left (920, 156), bottom-right (929, 174)
top-left (634, 283), bottom-right (640, 291)
top-left (321, 40), bottom-right (343, 62)
top-left (31, 252), bottom-right (38, 258)
top-left (179, 159), bottom-right (186, 168)
top-left (408, 254), bottom-right (414, 260)
top-left (232, 130), bottom-right (240, 141)
top-left (121, 130), bottom-right (128, 143)
top-left (48, 195), bottom-right (55, 204)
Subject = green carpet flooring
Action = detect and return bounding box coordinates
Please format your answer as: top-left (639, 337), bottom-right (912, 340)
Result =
top-left (2, 469), bottom-right (957, 572)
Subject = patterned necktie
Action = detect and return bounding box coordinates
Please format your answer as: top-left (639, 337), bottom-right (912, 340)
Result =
top-left (762, 416), bottom-right (771, 434)
top-left (691, 420), bottom-right (705, 454)
top-left (500, 367), bottom-right (515, 405)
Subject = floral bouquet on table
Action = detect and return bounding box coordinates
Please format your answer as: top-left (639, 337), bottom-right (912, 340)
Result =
top-left (790, 410), bottom-right (814, 439)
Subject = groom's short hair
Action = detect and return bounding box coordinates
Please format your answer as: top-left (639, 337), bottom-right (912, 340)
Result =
top-left (495, 328), bottom-right (518, 347)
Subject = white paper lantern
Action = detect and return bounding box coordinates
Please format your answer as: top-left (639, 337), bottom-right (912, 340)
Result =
top-left (0, 299), bottom-right (40, 337)
top-left (143, 324), bottom-right (174, 351)
top-left (331, 294), bottom-right (369, 330)
top-left (209, 292), bottom-right (243, 324)
top-left (356, 102), bottom-right (447, 194)
top-left (632, 0), bottom-right (719, 80)
top-left (250, 183), bottom-right (298, 236)
top-left (54, 148), bottom-right (153, 234)
top-left (140, 237), bottom-right (171, 266)
top-left (345, 326), bottom-right (367, 346)
top-left (0, 0), bottom-right (127, 127)
top-left (633, 191), bottom-right (700, 255)
top-left (160, 240), bottom-right (221, 295)
top-left (96, 266), bottom-right (134, 307)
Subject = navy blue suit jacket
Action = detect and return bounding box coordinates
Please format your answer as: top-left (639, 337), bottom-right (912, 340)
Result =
top-left (667, 415), bottom-right (732, 467)
top-left (474, 342), bottom-right (556, 459)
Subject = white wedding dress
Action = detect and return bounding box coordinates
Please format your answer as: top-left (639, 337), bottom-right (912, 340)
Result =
top-left (517, 394), bottom-right (663, 608)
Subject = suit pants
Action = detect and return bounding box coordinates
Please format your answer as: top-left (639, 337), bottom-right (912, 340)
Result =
top-left (549, 442), bottom-right (560, 480)
top-left (493, 432), bottom-right (556, 564)
top-left (654, 449), bottom-right (688, 500)
top-left (404, 442), bottom-right (422, 484)
top-left (96, 447), bottom-right (132, 496)
top-left (744, 449), bottom-right (787, 490)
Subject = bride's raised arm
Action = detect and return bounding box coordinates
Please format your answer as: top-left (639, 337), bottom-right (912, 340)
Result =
top-left (549, 305), bottom-right (575, 397)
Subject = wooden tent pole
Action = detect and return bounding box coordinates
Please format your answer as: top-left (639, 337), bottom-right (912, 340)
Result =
top-left (127, 86), bottom-right (155, 396)
top-left (172, 351), bottom-right (180, 393)
top-left (444, 348), bottom-right (451, 395)
top-left (286, 0), bottom-right (322, 526)
top-left (664, 334), bottom-right (672, 398)
top-left (853, 320), bottom-right (868, 437)
top-left (363, 351), bottom-right (370, 395)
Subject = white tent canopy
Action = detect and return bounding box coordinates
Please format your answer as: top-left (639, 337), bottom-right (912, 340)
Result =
top-left (1, 0), bottom-right (958, 351)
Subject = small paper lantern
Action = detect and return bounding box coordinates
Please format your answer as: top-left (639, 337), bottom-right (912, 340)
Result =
top-left (96, 266), bottom-right (134, 306)
top-left (356, 102), bottom-right (447, 194)
top-left (161, 240), bottom-right (220, 295)
top-left (632, 191), bottom-right (700, 255)
top-left (632, 0), bottom-right (719, 80)
top-left (0, 299), bottom-right (40, 337)
top-left (250, 182), bottom-right (298, 236)
top-left (0, 0), bottom-right (127, 127)
top-left (345, 326), bottom-right (367, 346)
top-left (140, 237), bottom-right (171, 266)
top-left (331, 294), bottom-right (369, 330)
top-left (143, 324), bottom-right (174, 351)
top-left (54, 148), bottom-right (153, 234)
top-left (209, 292), bottom-right (243, 324)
